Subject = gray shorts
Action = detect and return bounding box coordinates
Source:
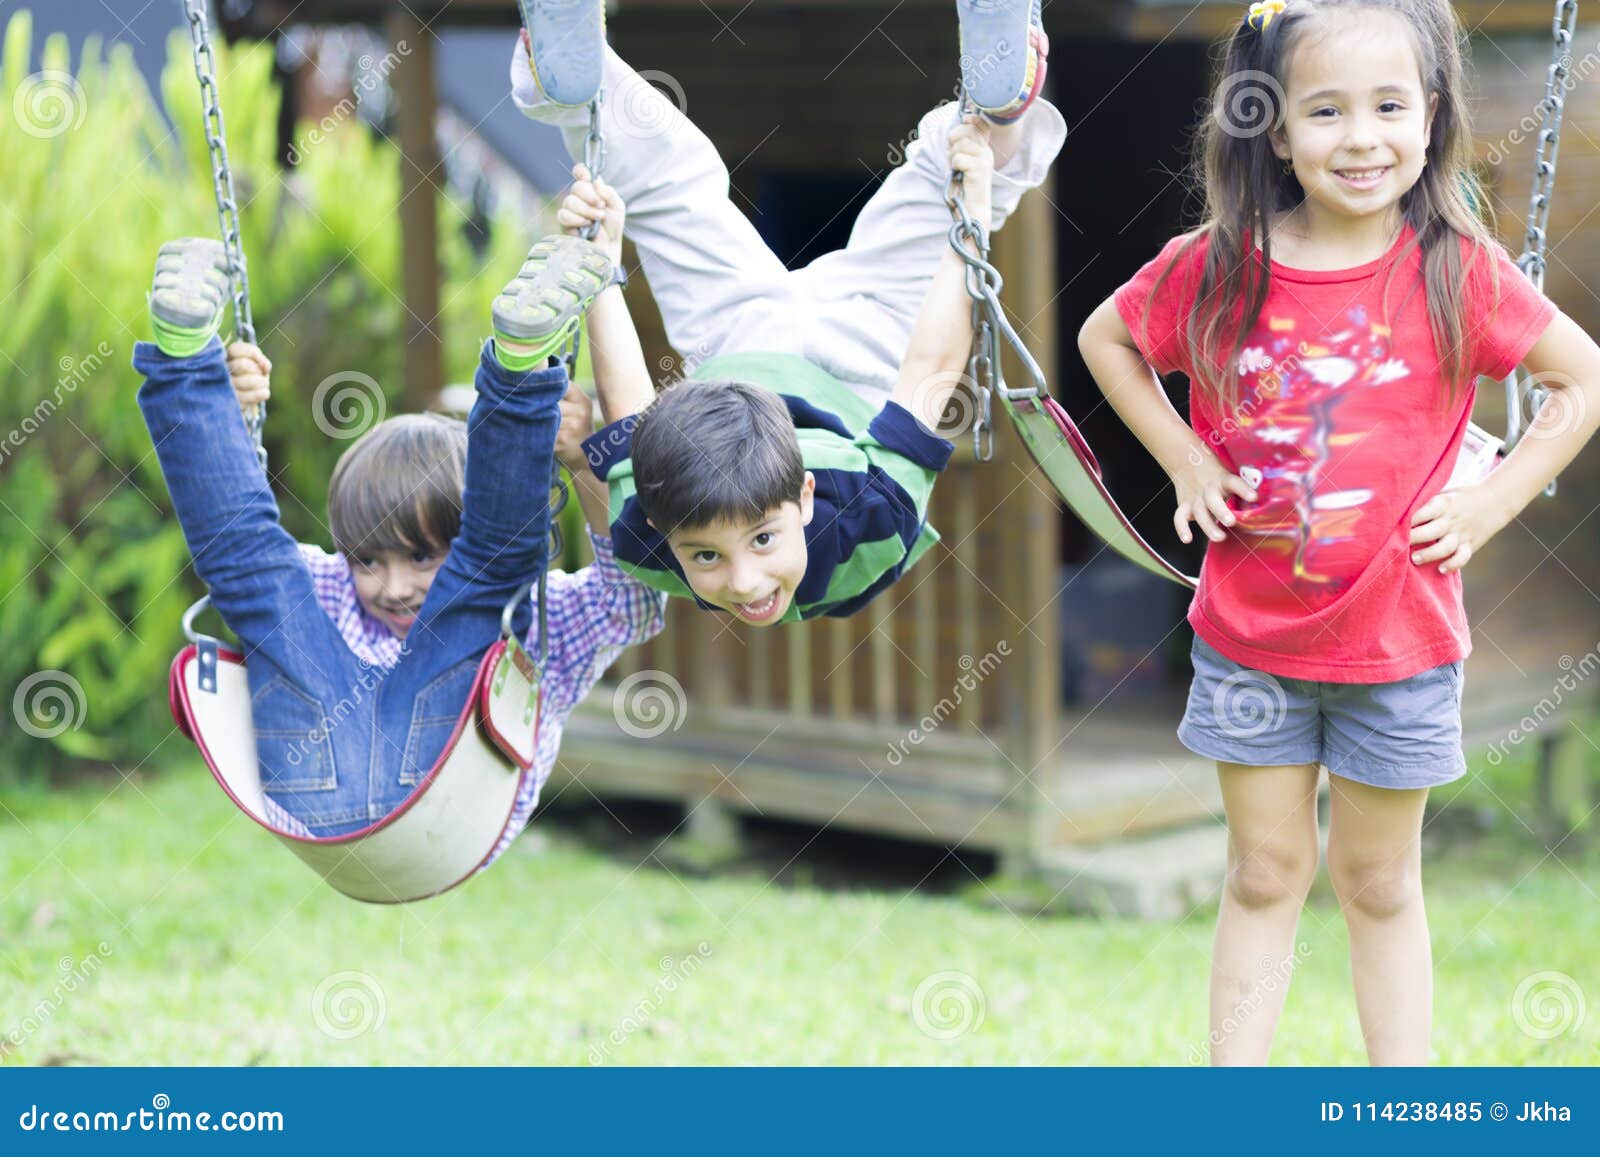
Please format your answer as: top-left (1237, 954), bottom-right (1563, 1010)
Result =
top-left (1179, 636), bottom-right (1466, 790)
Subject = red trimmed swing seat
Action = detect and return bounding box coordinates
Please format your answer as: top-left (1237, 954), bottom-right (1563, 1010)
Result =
top-left (168, 633), bottom-right (542, 904)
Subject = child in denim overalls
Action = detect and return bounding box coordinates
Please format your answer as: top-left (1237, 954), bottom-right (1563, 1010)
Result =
top-left (136, 235), bottom-right (664, 844)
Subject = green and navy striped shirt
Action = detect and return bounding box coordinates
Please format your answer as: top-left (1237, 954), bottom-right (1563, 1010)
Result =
top-left (581, 352), bottom-right (954, 622)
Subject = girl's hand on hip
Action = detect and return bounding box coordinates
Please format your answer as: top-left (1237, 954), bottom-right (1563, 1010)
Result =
top-left (1409, 484), bottom-right (1509, 574)
top-left (1171, 447), bottom-right (1257, 544)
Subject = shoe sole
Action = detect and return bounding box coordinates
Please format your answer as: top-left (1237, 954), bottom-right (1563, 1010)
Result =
top-left (492, 236), bottom-right (612, 342)
top-left (957, 0), bottom-right (1036, 112)
top-left (520, 0), bottom-right (605, 107)
top-left (150, 238), bottom-right (230, 331)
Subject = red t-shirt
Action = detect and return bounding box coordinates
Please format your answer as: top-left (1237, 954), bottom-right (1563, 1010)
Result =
top-left (1113, 223), bottom-right (1556, 683)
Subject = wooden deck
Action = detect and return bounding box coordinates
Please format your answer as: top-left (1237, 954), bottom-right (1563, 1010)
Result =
top-left (553, 685), bottom-right (1221, 852)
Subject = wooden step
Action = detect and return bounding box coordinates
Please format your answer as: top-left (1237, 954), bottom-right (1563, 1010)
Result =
top-left (1037, 820), bottom-right (1230, 920)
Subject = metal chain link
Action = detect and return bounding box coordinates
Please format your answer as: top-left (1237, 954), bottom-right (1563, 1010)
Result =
top-left (944, 90), bottom-right (1048, 461)
top-left (1503, 0), bottom-right (1577, 498)
top-left (183, 0), bottom-right (262, 466)
top-left (530, 90), bottom-right (606, 665)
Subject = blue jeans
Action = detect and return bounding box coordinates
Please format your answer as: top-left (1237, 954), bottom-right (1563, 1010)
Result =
top-left (135, 337), bottom-right (566, 836)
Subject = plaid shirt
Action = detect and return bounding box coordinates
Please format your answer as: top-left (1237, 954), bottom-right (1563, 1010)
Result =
top-left (258, 531), bottom-right (666, 869)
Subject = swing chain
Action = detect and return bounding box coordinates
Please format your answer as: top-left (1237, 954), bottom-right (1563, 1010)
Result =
top-left (183, 0), bottom-right (263, 468)
top-left (1503, 0), bottom-right (1577, 497)
top-left (512, 90), bottom-right (608, 665)
top-left (944, 90), bottom-right (1050, 461)
top-left (946, 126), bottom-right (998, 462)
top-left (582, 87), bottom-right (607, 236)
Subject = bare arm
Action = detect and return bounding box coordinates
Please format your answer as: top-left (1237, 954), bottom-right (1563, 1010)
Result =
top-left (554, 378), bottom-right (615, 533)
top-left (1078, 295), bottom-right (1256, 544)
top-left (568, 461), bottom-right (613, 533)
top-left (584, 283), bottom-right (656, 423)
top-left (559, 164), bottom-right (656, 423)
top-left (890, 116), bottom-right (995, 432)
top-left (1411, 308), bottom-right (1600, 572)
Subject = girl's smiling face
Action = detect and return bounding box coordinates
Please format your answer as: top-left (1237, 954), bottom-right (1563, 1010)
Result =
top-left (1270, 9), bottom-right (1438, 233)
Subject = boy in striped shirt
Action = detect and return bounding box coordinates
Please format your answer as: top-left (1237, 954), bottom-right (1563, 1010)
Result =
top-left (514, 9), bottom-right (1064, 626)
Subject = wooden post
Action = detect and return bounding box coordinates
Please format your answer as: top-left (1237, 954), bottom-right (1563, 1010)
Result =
top-left (989, 178), bottom-right (1063, 876)
top-left (388, 8), bottom-right (442, 410)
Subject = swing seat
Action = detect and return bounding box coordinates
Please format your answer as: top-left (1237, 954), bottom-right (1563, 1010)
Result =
top-left (1002, 392), bottom-right (1199, 589)
top-left (167, 637), bottom-right (542, 904)
top-left (1001, 395), bottom-right (1511, 591)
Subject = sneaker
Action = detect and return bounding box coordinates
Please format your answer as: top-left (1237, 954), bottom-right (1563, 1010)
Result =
top-left (148, 238), bottom-right (230, 357)
top-left (491, 235), bottom-right (613, 369)
top-left (957, 0), bottom-right (1048, 123)
top-left (519, 0), bottom-right (606, 107)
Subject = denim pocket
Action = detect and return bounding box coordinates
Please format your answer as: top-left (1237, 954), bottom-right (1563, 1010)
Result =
top-left (253, 676), bottom-right (337, 792)
top-left (399, 656), bottom-right (481, 786)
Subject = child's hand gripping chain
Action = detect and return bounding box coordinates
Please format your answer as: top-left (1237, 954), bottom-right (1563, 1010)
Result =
top-left (947, 114), bottom-right (995, 230)
top-left (558, 162), bottom-right (625, 265)
top-left (889, 114), bottom-right (1001, 434)
top-left (226, 342), bottom-right (271, 419)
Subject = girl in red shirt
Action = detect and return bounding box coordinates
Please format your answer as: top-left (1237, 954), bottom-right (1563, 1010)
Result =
top-left (1080, 0), bottom-right (1600, 1064)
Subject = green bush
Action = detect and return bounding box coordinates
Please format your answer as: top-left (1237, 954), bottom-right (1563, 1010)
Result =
top-left (0, 11), bottom-right (572, 779)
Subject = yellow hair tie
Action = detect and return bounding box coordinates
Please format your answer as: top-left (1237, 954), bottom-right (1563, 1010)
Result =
top-left (1247, 0), bottom-right (1286, 31)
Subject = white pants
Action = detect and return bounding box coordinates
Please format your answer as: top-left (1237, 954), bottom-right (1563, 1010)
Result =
top-left (512, 41), bottom-right (1067, 402)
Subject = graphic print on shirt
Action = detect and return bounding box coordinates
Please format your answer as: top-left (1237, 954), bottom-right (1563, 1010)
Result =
top-left (1223, 305), bottom-right (1405, 604)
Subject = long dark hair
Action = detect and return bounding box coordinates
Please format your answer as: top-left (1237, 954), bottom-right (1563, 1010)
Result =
top-left (1141, 0), bottom-right (1500, 410)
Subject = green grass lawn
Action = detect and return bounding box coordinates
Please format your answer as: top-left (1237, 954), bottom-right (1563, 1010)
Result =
top-left (1, 756), bottom-right (1596, 1066)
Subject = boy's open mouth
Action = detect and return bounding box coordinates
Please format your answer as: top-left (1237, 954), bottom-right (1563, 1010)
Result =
top-left (731, 590), bottom-right (782, 623)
